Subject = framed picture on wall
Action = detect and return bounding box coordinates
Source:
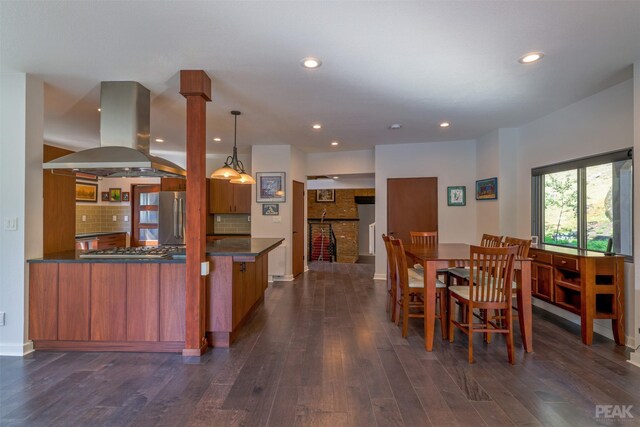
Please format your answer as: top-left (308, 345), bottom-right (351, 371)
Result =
top-left (256, 172), bottom-right (286, 203)
top-left (476, 177), bottom-right (498, 200)
top-left (316, 189), bottom-right (335, 203)
top-left (122, 192), bottom-right (130, 202)
top-left (447, 186), bottom-right (466, 206)
top-left (109, 188), bottom-right (122, 202)
top-left (262, 204), bottom-right (279, 215)
top-left (75, 182), bottom-right (98, 202)
top-left (101, 192), bottom-right (109, 202)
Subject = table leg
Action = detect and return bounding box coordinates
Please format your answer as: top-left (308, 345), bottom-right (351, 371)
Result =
top-left (424, 260), bottom-right (437, 351)
top-left (517, 260), bottom-right (533, 352)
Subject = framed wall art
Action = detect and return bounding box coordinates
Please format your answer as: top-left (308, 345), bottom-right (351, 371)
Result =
top-left (315, 189), bottom-right (335, 203)
top-left (101, 192), bottom-right (109, 202)
top-left (256, 172), bottom-right (286, 203)
top-left (262, 204), bottom-right (279, 215)
top-left (122, 192), bottom-right (130, 202)
top-left (476, 177), bottom-right (498, 200)
top-left (447, 186), bottom-right (466, 206)
top-left (75, 182), bottom-right (98, 203)
top-left (109, 188), bottom-right (122, 202)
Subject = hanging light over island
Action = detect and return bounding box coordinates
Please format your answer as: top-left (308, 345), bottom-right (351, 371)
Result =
top-left (210, 111), bottom-right (255, 184)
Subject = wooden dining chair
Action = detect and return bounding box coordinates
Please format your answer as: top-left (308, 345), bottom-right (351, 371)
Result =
top-left (382, 234), bottom-right (399, 321)
top-left (409, 231), bottom-right (449, 282)
top-left (448, 233), bottom-right (504, 286)
top-left (410, 231), bottom-right (438, 246)
top-left (491, 236), bottom-right (532, 328)
top-left (448, 245), bottom-right (518, 364)
top-left (390, 238), bottom-right (447, 338)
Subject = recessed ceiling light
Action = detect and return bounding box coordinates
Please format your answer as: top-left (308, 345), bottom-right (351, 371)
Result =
top-left (332, 176), bottom-right (339, 179)
top-left (312, 124), bottom-right (322, 130)
top-left (518, 52), bottom-right (544, 64)
top-left (331, 141), bottom-right (339, 146)
top-left (440, 122), bottom-right (450, 128)
top-left (389, 124), bottom-right (402, 130)
top-left (155, 138), bottom-right (164, 142)
top-left (301, 57), bottom-right (322, 69)
top-left (213, 137), bottom-right (222, 142)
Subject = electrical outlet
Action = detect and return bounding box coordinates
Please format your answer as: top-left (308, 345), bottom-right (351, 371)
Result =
top-left (124, 215), bottom-right (129, 222)
top-left (216, 216), bottom-right (221, 223)
top-left (0, 312), bottom-right (5, 326)
top-left (82, 215), bottom-right (87, 222)
top-left (112, 215), bottom-right (117, 222)
top-left (248, 215), bottom-right (251, 222)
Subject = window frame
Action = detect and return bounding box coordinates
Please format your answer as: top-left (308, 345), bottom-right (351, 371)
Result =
top-left (531, 148), bottom-right (633, 260)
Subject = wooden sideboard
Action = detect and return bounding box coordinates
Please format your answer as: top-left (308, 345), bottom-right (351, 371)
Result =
top-left (529, 244), bottom-right (624, 346)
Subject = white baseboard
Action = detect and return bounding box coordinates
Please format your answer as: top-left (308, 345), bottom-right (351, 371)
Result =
top-left (373, 273), bottom-right (386, 281)
top-left (628, 350), bottom-right (640, 368)
top-left (304, 265), bottom-right (310, 272)
top-left (0, 341), bottom-right (34, 357)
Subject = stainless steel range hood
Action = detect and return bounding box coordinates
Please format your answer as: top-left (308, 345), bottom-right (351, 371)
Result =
top-left (43, 81), bottom-right (186, 178)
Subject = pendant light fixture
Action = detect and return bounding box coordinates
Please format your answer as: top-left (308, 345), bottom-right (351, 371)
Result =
top-left (210, 111), bottom-right (255, 184)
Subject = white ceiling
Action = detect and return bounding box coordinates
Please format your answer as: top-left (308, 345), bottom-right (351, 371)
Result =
top-left (2, 1), bottom-right (640, 156)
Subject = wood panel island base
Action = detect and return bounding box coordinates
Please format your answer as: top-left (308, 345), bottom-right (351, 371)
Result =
top-left (28, 238), bottom-right (283, 353)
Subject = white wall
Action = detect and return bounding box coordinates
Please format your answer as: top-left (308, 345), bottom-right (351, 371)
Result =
top-left (633, 62), bottom-right (640, 357)
top-left (307, 176), bottom-right (375, 189)
top-left (306, 149), bottom-right (374, 176)
top-left (374, 139), bottom-right (478, 278)
top-left (514, 78), bottom-right (635, 345)
top-left (475, 128), bottom-right (519, 241)
top-left (251, 145), bottom-right (293, 279)
top-left (0, 73), bottom-right (44, 356)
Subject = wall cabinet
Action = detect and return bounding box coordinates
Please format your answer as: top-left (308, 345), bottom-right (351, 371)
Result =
top-left (209, 179), bottom-right (251, 214)
top-left (160, 177), bottom-right (186, 192)
top-left (529, 245), bottom-right (624, 346)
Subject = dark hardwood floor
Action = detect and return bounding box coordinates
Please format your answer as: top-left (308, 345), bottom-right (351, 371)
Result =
top-left (2, 262), bottom-right (640, 426)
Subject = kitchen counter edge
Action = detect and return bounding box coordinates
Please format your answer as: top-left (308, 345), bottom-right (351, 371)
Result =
top-left (27, 237), bottom-right (284, 263)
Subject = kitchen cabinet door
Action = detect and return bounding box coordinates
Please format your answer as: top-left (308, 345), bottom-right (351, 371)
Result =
top-left (233, 184), bottom-right (251, 214)
top-left (29, 264), bottom-right (58, 340)
top-left (91, 264), bottom-right (127, 341)
top-left (126, 264), bottom-right (160, 341)
top-left (210, 179), bottom-right (232, 214)
top-left (58, 264), bottom-right (90, 341)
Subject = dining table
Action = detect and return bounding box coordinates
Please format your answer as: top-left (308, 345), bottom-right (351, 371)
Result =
top-left (404, 243), bottom-right (533, 352)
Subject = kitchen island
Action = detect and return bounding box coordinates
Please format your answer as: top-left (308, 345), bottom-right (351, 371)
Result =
top-left (27, 238), bottom-right (283, 352)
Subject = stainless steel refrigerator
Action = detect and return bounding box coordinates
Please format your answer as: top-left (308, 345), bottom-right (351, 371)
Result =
top-left (158, 191), bottom-right (186, 245)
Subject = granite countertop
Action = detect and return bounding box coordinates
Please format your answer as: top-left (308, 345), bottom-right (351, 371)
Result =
top-left (28, 238), bottom-right (283, 263)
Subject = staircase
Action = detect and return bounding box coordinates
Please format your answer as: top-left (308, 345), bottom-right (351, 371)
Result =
top-left (308, 223), bottom-right (337, 262)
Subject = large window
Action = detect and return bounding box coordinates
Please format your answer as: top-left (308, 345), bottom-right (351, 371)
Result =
top-left (532, 149), bottom-right (633, 257)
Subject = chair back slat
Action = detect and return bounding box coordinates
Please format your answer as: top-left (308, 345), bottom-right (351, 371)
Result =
top-left (410, 231), bottom-right (438, 246)
top-left (469, 245), bottom-right (517, 303)
top-left (481, 233), bottom-right (503, 247)
top-left (382, 234), bottom-right (397, 294)
top-left (503, 236), bottom-right (532, 257)
top-left (390, 238), bottom-right (410, 289)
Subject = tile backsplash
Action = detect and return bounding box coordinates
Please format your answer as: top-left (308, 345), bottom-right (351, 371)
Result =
top-left (76, 205), bottom-right (131, 234)
top-left (214, 214), bottom-right (251, 234)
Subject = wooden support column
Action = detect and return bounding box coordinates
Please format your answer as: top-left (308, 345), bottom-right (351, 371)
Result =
top-left (179, 70), bottom-right (211, 356)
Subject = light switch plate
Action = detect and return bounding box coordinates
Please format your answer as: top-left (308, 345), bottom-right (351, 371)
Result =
top-left (216, 216), bottom-right (221, 222)
top-left (273, 216), bottom-right (281, 223)
top-left (201, 261), bottom-right (210, 276)
top-left (124, 215), bottom-right (129, 222)
top-left (3, 217), bottom-right (18, 231)
top-left (82, 215), bottom-right (87, 222)
top-left (112, 215), bottom-right (117, 222)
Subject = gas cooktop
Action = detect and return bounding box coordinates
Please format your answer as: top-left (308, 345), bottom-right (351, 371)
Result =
top-left (79, 246), bottom-right (185, 259)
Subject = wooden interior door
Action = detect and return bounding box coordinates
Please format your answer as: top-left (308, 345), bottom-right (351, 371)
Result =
top-left (387, 177), bottom-right (438, 243)
top-left (132, 184), bottom-right (160, 246)
top-left (292, 180), bottom-right (305, 277)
